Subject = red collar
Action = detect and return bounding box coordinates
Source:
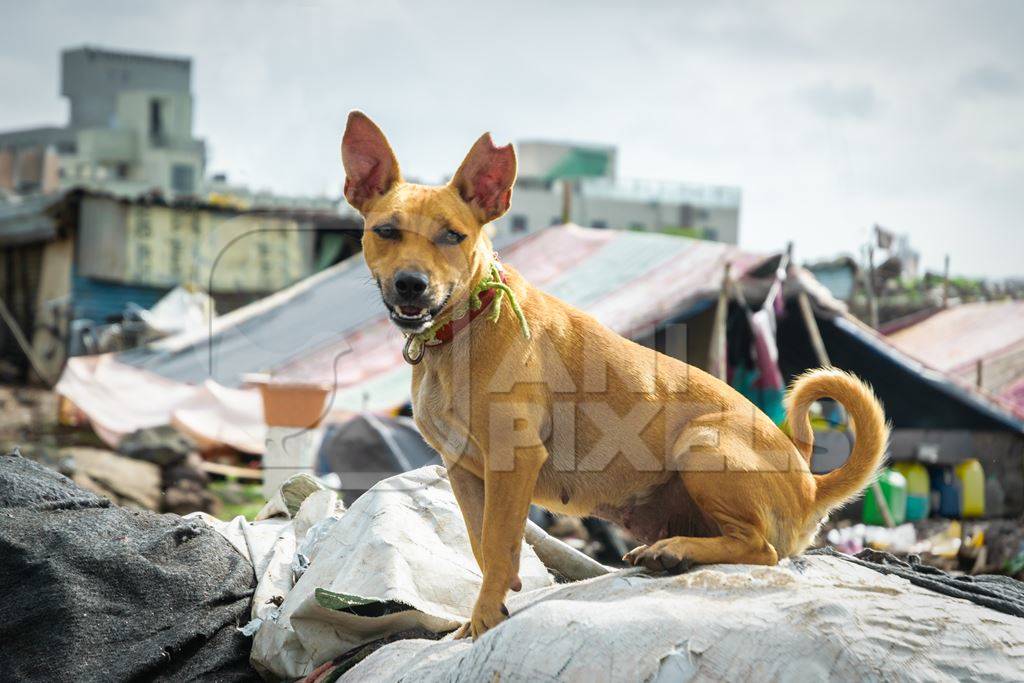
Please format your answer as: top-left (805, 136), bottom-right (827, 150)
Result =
top-left (427, 270), bottom-right (507, 347)
top-left (429, 286), bottom-right (498, 345)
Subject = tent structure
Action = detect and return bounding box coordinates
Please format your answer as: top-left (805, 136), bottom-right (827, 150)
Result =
top-left (56, 224), bottom-right (1024, 511)
top-left (315, 413), bottom-right (441, 505)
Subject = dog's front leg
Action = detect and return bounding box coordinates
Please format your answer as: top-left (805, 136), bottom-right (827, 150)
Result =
top-left (444, 459), bottom-right (486, 570)
top-left (445, 458), bottom-right (527, 595)
top-left (467, 443), bottom-right (547, 639)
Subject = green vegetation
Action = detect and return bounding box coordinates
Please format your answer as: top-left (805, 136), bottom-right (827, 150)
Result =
top-left (659, 226), bottom-right (703, 239)
top-left (208, 478), bottom-right (265, 520)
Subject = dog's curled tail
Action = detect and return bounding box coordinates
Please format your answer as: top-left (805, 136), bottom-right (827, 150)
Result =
top-left (785, 368), bottom-right (889, 514)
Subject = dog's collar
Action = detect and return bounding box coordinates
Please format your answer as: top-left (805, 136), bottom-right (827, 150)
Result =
top-left (402, 261), bottom-right (530, 365)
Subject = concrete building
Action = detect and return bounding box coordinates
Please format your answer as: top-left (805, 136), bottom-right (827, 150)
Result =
top-left (491, 140), bottom-right (742, 244)
top-left (0, 46), bottom-right (206, 198)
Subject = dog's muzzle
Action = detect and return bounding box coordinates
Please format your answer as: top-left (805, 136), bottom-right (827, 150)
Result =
top-left (382, 270), bottom-right (449, 333)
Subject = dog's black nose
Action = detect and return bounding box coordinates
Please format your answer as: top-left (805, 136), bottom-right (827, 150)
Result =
top-left (393, 270), bottom-right (429, 300)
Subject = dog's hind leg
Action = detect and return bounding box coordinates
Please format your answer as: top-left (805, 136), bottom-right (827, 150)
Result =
top-left (623, 468), bottom-right (780, 571)
top-left (623, 517), bottom-right (778, 571)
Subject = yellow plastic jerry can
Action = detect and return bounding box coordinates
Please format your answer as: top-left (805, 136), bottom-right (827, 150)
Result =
top-left (955, 459), bottom-right (985, 518)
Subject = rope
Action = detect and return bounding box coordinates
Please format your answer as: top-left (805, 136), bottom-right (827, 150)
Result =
top-left (470, 262), bottom-right (531, 339)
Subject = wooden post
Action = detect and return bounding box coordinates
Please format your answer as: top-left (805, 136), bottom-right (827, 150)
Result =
top-left (0, 295), bottom-right (56, 386)
top-left (707, 262), bottom-right (731, 380)
top-left (561, 179), bottom-right (572, 224)
top-left (797, 291), bottom-right (830, 369)
top-left (865, 244), bottom-right (879, 329)
top-left (249, 376), bottom-right (331, 499)
top-left (976, 358), bottom-right (984, 389)
top-left (942, 254), bottom-right (950, 309)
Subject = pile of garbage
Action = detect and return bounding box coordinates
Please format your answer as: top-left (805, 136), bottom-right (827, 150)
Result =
top-left (14, 425), bottom-right (218, 516)
top-left (821, 517), bottom-right (1024, 578)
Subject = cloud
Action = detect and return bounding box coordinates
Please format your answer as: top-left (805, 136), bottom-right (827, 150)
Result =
top-left (957, 65), bottom-right (1021, 96)
top-left (799, 83), bottom-right (877, 120)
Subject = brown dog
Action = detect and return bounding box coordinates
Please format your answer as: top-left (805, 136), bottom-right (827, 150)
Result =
top-left (341, 111), bottom-right (888, 639)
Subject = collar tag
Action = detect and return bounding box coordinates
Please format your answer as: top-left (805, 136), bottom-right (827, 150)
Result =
top-left (403, 335), bottom-right (424, 365)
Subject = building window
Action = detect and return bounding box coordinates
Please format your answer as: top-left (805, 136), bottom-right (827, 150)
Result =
top-left (679, 203), bottom-right (694, 229)
top-left (149, 99), bottom-right (165, 144)
top-left (591, 220), bottom-right (608, 229)
top-left (115, 163), bottom-right (130, 180)
top-left (171, 164), bottom-right (195, 194)
top-left (511, 215), bottom-right (528, 232)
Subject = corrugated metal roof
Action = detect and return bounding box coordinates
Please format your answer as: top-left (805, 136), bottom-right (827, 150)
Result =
top-left (886, 301), bottom-right (1024, 419)
top-left (829, 313), bottom-right (1023, 431)
top-left (887, 301), bottom-right (1024, 374)
top-left (0, 193), bottom-right (63, 246)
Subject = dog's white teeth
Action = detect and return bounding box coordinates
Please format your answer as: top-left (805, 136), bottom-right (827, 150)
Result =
top-left (396, 307), bottom-right (429, 320)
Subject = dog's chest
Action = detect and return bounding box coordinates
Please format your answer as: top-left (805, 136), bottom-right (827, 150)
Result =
top-left (412, 362), bottom-right (474, 464)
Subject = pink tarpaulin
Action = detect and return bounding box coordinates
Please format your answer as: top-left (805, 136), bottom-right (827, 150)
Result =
top-left (58, 355), bottom-right (267, 452)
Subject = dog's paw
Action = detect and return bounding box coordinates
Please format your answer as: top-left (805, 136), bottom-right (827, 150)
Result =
top-left (624, 541), bottom-right (695, 574)
top-left (468, 599), bottom-right (509, 640)
top-left (451, 621), bottom-right (472, 639)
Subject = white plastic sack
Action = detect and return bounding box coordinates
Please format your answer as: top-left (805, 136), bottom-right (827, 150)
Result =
top-left (190, 476), bottom-right (346, 628)
top-left (342, 557), bottom-right (1024, 682)
top-left (139, 285), bottom-right (215, 336)
top-left (238, 465), bottom-right (553, 680)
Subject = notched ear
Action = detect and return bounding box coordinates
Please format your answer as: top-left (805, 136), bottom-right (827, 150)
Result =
top-left (451, 133), bottom-right (517, 224)
top-left (341, 111), bottom-right (401, 213)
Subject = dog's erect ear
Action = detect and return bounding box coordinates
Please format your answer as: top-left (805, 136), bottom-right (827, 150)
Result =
top-left (451, 133), bottom-right (517, 224)
top-left (341, 111), bottom-right (401, 212)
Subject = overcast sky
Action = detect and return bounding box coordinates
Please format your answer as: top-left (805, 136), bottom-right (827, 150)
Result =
top-left (2, 1), bottom-right (1021, 278)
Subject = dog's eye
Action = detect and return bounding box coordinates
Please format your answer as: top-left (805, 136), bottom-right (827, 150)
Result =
top-left (372, 224), bottom-right (400, 240)
top-left (438, 228), bottom-right (466, 246)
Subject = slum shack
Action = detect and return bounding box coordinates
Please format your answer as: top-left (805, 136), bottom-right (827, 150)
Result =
top-left (0, 187), bottom-right (360, 384)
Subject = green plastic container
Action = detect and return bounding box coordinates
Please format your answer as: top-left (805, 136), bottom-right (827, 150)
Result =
top-left (863, 468), bottom-right (907, 526)
top-left (893, 462), bottom-right (929, 521)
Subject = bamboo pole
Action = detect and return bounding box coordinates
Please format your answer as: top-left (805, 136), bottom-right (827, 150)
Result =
top-left (524, 520), bottom-right (611, 580)
top-left (865, 244), bottom-right (879, 329)
top-left (0, 295), bottom-right (56, 386)
top-left (707, 262), bottom-right (731, 381)
top-left (942, 254), bottom-right (950, 309)
top-left (797, 291), bottom-right (830, 370)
